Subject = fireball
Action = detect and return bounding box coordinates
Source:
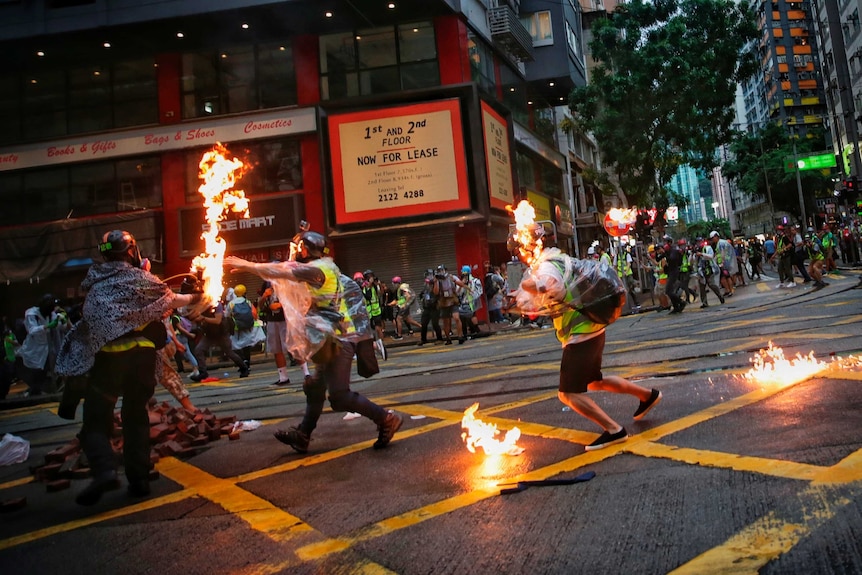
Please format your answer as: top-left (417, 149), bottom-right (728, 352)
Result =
top-left (507, 200), bottom-right (542, 266)
top-left (461, 403), bottom-right (524, 456)
top-left (607, 207), bottom-right (638, 226)
top-left (191, 143), bottom-right (250, 303)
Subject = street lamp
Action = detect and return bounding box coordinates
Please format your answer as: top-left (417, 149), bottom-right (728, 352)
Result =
top-left (711, 201), bottom-right (720, 219)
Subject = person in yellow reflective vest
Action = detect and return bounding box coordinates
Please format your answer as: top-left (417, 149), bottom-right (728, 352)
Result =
top-left (805, 233), bottom-right (829, 288)
top-left (512, 224), bottom-right (662, 451)
top-left (225, 229), bottom-right (403, 454)
top-left (614, 244), bottom-right (639, 308)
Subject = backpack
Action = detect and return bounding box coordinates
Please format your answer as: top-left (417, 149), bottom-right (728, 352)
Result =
top-left (484, 273), bottom-right (500, 297)
top-left (230, 299), bottom-right (254, 331)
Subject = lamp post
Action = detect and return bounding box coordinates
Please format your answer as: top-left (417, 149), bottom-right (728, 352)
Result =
top-left (791, 127), bottom-right (808, 229)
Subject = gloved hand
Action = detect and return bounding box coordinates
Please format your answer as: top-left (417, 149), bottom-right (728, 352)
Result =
top-left (46, 319), bottom-right (59, 329)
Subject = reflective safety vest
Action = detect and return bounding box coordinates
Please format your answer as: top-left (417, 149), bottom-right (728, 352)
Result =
top-left (615, 253), bottom-right (632, 278)
top-left (309, 258), bottom-right (356, 334)
top-left (807, 245), bottom-right (824, 261)
top-left (680, 251), bottom-right (691, 273)
top-left (600, 252), bottom-right (612, 268)
top-left (543, 254), bottom-right (605, 343)
top-left (364, 284), bottom-right (382, 318)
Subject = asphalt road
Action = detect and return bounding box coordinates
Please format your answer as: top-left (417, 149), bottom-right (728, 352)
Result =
top-left (2, 268), bottom-right (862, 575)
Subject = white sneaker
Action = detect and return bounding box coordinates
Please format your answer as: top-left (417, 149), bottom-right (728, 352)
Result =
top-left (776, 283), bottom-right (784, 289)
top-left (785, 282), bottom-right (796, 288)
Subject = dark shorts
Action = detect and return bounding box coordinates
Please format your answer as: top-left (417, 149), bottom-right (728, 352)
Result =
top-left (438, 304), bottom-right (455, 319)
top-left (560, 331), bottom-right (605, 394)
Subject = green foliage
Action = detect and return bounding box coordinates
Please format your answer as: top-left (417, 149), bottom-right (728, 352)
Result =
top-left (722, 123), bottom-right (834, 219)
top-left (687, 218), bottom-right (731, 240)
top-left (570, 0), bottom-right (758, 208)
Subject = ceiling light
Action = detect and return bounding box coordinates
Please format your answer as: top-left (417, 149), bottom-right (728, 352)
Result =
top-left (413, 28), bottom-right (418, 32)
top-left (325, 11), bottom-right (333, 17)
top-left (356, 35), bottom-right (361, 40)
top-left (94, 70), bottom-right (101, 76)
top-left (279, 46), bottom-right (286, 51)
top-left (388, 3), bottom-right (396, 8)
top-left (549, 81), bottom-right (555, 87)
top-left (509, 87), bottom-right (516, 92)
top-left (241, 23), bottom-right (249, 29)
top-left (30, 79), bottom-right (37, 84)
top-left (103, 42), bottom-right (111, 48)
top-left (559, 97), bottom-right (565, 101)
top-left (176, 32), bottom-right (184, 38)
top-left (36, 51), bottom-right (45, 57)
top-left (221, 53), bottom-right (227, 58)
top-left (528, 101), bottom-right (533, 105)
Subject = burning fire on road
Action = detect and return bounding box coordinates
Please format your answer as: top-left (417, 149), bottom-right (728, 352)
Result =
top-left (461, 403), bottom-right (524, 456)
top-left (742, 342), bottom-right (828, 388)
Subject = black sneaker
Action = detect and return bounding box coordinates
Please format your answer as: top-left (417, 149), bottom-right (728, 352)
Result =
top-left (75, 471), bottom-right (121, 506)
top-left (633, 389), bottom-right (662, 421)
top-left (239, 369), bottom-right (250, 378)
top-left (190, 372), bottom-right (205, 382)
top-left (584, 427), bottom-right (628, 451)
top-left (373, 411), bottom-right (403, 449)
top-left (272, 379), bottom-right (291, 386)
top-left (127, 478), bottom-right (151, 498)
top-left (274, 426), bottom-right (310, 454)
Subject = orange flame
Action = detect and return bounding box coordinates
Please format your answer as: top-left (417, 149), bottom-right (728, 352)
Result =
top-left (507, 200), bottom-right (543, 265)
top-left (607, 207), bottom-right (638, 226)
top-left (191, 143), bottom-right (250, 303)
top-left (461, 403), bottom-right (524, 456)
top-left (743, 342), bottom-right (827, 387)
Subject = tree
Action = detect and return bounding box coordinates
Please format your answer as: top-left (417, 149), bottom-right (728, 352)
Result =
top-left (722, 123), bottom-right (833, 220)
top-left (570, 0), bottom-right (758, 208)
top-left (687, 217), bottom-right (730, 241)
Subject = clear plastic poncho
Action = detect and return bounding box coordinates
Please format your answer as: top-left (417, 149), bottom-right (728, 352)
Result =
top-left (253, 261), bottom-right (372, 363)
top-left (513, 248), bottom-right (626, 325)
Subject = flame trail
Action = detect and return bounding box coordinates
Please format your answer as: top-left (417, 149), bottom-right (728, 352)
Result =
top-left (191, 143), bottom-right (250, 303)
top-left (742, 342), bottom-right (827, 388)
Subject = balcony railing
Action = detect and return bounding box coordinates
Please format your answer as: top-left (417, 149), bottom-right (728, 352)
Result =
top-left (488, 4), bottom-right (534, 62)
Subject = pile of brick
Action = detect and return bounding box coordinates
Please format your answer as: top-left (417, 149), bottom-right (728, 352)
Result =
top-left (29, 400), bottom-right (239, 494)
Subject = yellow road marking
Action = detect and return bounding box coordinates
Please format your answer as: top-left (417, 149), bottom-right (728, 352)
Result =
top-left (0, 490), bottom-right (192, 551)
top-left (0, 476), bottom-right (34, 490)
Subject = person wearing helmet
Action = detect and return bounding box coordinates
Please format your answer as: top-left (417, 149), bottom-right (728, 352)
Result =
top-left (418, 268), bottom-right (444, 345)
top-left (359, 270), bottom-right (387, 358)
top-left (389, 276), bottom-right (421, 339)
top-left (224, 228), bottom-right (403, 453)
top-left (431, 264), bottom-right (467, 344)
top-left (226, 283), bottom-right (260, 373)
top-left (55, 229), bottom-right (209, 505)
top-left (456, 264), bottom-right (484, 338)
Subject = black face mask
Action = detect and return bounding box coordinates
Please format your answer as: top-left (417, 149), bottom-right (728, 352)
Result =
top-left (39, 304), bottom-right (54, 317)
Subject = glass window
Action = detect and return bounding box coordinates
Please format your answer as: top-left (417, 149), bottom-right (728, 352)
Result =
top-left (241, 139), bottom-right (303, 193)
top-left (23, 70), bottom-right (66, 141)
top-left (0, 75), bottom-right (21, 146)
top-left (258, 43), bottom-right (297, 109)
top-left (182, 52), bottom-right (221, 118)
top-left (357, 27), bottom-right (397, 69)
top-left (68, 66), bottom-right (112, 134)
top-left (25, 169), bottom-right (68, 222)
top-left (468, 32), bottom-right (496, 97)
top-left (113, 58), bottom-right (158, 129)
top-left (116, 157), bottom-right (162, 209)
top-left (69, 162), bottom-right (115, 215)
top-left (221, 46), bottom-right (256, 114)
top-left (320, 22), bottom-right (438, 100)
top-left (0, 173), bottom-right (24, 226)
top-left (398, 22), bottom-right (436, 62)
top-left (523, 11), bottom-right (554, 47)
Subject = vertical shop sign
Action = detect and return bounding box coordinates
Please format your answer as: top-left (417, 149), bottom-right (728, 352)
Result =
top-left (481, 102), bottom-right (514, 210)
top-left (328, 99), bottom-right (471, 225)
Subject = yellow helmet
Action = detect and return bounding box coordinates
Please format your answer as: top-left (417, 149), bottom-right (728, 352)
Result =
top-left (234, 284), bottom-right (246, 297)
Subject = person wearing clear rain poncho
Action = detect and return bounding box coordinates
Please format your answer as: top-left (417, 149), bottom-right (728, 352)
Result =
top-left (510, 224), bottom-right (663, 451)
top-left (224, 227), bottom-right (403, 453)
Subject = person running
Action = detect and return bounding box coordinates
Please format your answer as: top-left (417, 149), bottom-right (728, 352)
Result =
top-left (511, 225), bottom-right (662, 451)
top-left (224, 228), bottom-right (403, 453)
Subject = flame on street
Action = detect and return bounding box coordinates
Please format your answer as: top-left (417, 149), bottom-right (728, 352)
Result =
top-left (743, 342), bottom-right (827, 387)
top-left (191, 143), bottom-right (250, 302)
top-left (461, 403), bottom-right (524, 456)
top-left (507, 200), bottom-right (542, 266)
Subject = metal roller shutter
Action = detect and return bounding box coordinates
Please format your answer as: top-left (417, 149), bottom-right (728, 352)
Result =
top-left (334, 226), bottom-right (458, 296)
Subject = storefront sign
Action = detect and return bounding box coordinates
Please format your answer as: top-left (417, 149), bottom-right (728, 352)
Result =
top-left (328, 99), bottom-right (470, 225)
top-left (0, 107), bottom-right (317, 172)
top-left (178, 193), bottom-right (304, 257)
top-left (481, 102), bottom-right (514, 210)
top-left (526, 190), bottom-right (551, 221)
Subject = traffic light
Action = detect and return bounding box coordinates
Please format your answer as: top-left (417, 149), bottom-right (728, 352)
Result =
top-left (840, 176), bottom-right (859, 199)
